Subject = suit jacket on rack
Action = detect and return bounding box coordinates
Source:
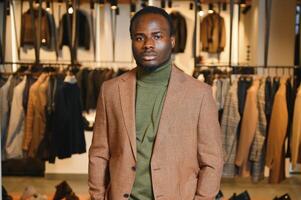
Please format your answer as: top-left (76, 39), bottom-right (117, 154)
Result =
top-left (200, 12), bottom-right (226, 54)
top-left (58, 9), bottom-right (91, 50)
top-left (21, 8), bottom-right (55, 50)
top-left (221, 80), bottom-right (240, 178)
top-left (88, 66), bottom-right (223, 200)
top-left (249, 79), bottom-right (267, 182)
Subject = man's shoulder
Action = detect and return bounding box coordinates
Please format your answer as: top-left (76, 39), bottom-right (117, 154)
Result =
top-left (102, 68), bottom-right (136, 89)
top-left (174, 66), bottom-right (211, 94)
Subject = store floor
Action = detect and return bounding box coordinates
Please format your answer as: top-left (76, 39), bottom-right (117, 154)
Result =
top-left (2, 174), bottom-right (301, 200)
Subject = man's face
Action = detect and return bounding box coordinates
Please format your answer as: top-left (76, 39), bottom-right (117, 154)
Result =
top-left (131, 13), bottom-right (175, 70)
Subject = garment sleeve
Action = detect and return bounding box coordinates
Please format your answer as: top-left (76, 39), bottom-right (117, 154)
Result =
top-left (195, 88), bottom-right (223, 200)
top-left (265, 90), bottom-right (288, 168)
top-left (220, 88), bottom-right (233, 161)
top-left (219, 16), bottom-right (226, 51)
top-left (179, 14), bottom-right (187, 52)
top-left (84, 12), bottom-right (91, 50)
top-left (250, 84), bottom-right (267, 162)
top-left (200, 17), bottom-right (208, 52)
top-left (291, 93), bottom-right (301, 169)
top-left (20, 12), bottom-right (26, 47)
top-left (22, 86), bottom-right (35, 151)
top-left (57, 16), bottom-right (63, 50)
top-left (88, 82), bottom-right (110, 200)
top-left (235, 89), bottom-right (258, 167)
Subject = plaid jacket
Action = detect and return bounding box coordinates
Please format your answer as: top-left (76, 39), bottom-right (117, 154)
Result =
top-left (221, 80), bottom-right (240, 177)
top-left (249, 79), bottom-right (267, 182)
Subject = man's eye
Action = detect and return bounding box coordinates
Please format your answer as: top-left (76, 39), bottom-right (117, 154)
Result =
top-left (153, 35), bottom-right (162, 40)
top-left (135, 36), bottom-right (143, 41)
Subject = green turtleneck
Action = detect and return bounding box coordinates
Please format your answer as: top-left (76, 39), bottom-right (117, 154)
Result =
top-left (129, 61), bottom-right (172, 200)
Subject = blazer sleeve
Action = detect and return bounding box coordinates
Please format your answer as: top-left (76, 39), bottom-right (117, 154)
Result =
top-left (200, 17), bottom-right (208, 52)
top-left (88, 82), bottom-right (110, 200)
top-left (195, 88), bottom-right (224, 200)
top-left (219, 16), bottom-right (226, 52)
top-left (179, 14), bottom-right (187, 53)
top-left (235, 88), bottom-right (258, 167)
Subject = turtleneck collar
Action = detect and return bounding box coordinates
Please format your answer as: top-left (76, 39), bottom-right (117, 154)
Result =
top-left (137, 59), bottom-right (172, 86)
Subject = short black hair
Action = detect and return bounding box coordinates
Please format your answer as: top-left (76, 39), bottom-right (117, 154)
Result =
top-left (129, 6), bottom-right (174, 38)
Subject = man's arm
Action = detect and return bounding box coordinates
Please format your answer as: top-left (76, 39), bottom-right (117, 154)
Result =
top-left (195, 87), bottom-right (224, 200)
top-left (88, 82), bottom-right (110, 200)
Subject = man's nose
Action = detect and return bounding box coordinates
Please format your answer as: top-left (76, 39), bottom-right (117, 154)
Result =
top-left (143, 38), bottom-right (154, 49)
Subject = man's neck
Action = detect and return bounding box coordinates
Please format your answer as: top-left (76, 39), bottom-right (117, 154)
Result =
top-left (137, 59), bottom-right (172, 84)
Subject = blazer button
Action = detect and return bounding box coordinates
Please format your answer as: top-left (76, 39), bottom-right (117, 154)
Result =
top-left (131, 166), bottom-right (136, 171)
top-left (123, 193), bottom-right (129, 198)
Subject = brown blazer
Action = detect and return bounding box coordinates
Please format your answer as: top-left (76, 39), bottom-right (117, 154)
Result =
top-left (88, 66), bottom-right (223, 200)
top-left (200, 13), bottom-right (226, 54)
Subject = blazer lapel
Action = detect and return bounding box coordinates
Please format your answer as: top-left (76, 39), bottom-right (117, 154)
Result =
top-left (118, 69), bottom-right (137, 161)
top-left (152, 66), bottom-right (187, 156)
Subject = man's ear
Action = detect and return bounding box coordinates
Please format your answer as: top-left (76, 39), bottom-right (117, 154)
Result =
top-left (171, 36), bottom-right (175, 48)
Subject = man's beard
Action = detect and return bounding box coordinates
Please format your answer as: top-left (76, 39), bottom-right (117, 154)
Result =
top-left (139, 57), bottom-right (170, 73)
top-left (140, 65), bottom-right (160, 73)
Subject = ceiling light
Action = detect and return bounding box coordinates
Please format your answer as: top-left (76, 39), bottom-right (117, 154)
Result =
top-left (68, 6), bottom-right (73, 14)
top-left (110, 0), bottom-right (118, 10)
top-left (198, 4), bottom-right (204, 16)
top-left (208, 3), bottom-right (214, 13)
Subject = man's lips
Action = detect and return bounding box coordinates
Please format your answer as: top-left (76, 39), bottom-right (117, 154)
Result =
top-left (142, 53), bottom-right (157, 61)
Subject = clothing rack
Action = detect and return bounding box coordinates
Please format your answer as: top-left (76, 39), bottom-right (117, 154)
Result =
top-left (194, 65), bottom-right (298, 70)
top-left (0, 60), bottom-right (136, 73)
top-left (193, 65), bottom-right (299, 86)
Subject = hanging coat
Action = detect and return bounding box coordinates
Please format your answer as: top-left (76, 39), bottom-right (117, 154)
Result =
top-left (200, 12), bottom-right (226, 54)
top-left (265, 77), bottom-right (288, 183)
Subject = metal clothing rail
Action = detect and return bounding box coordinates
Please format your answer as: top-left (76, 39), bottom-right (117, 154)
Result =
top-left (194, 64), bottom-right (298, 69)
top-left (0, 61), bottom-right (76, 66)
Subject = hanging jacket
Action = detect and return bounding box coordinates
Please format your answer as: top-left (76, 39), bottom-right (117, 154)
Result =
top-left (58, 9), bottom-right (91, 50)
top-left (20, 8), bottom-right (56, 50)
top-left (291, 84), bottom-right (301, 169)
top-left (265, 77), bottom-right (288, 183)
top-left (23, 73), bottom-right (48, 157)
top-left (170, 11), bottom-right (187, 53)
top-left (235, 79), bottom-right (260, 177)
top-left (0, 76), bottom-right (13, 160)
top-left (52, 79), bottom-right (86, 159)
top-left (221, 79), bottom-right (240, 177)
top-left (200, 12), bottom-right (226, 54)
top-left (249, 79), bottom-right (267, 182)
top-left (6, 76), bottom-right (27, 159)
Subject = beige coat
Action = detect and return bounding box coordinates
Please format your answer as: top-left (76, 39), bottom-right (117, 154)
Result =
top-left (265, 78), bottom-right (288, 183)
top-left (235, 79), bottom-right (260, 177)
top-left (88, 66), bottom-right (223, 200)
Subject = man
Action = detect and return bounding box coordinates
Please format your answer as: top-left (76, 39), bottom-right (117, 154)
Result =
top-left (88, 6), bottom-right (223, 200)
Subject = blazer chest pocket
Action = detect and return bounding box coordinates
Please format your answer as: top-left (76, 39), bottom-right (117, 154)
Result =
top-left (179, 177), bottom-right (198, 200)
